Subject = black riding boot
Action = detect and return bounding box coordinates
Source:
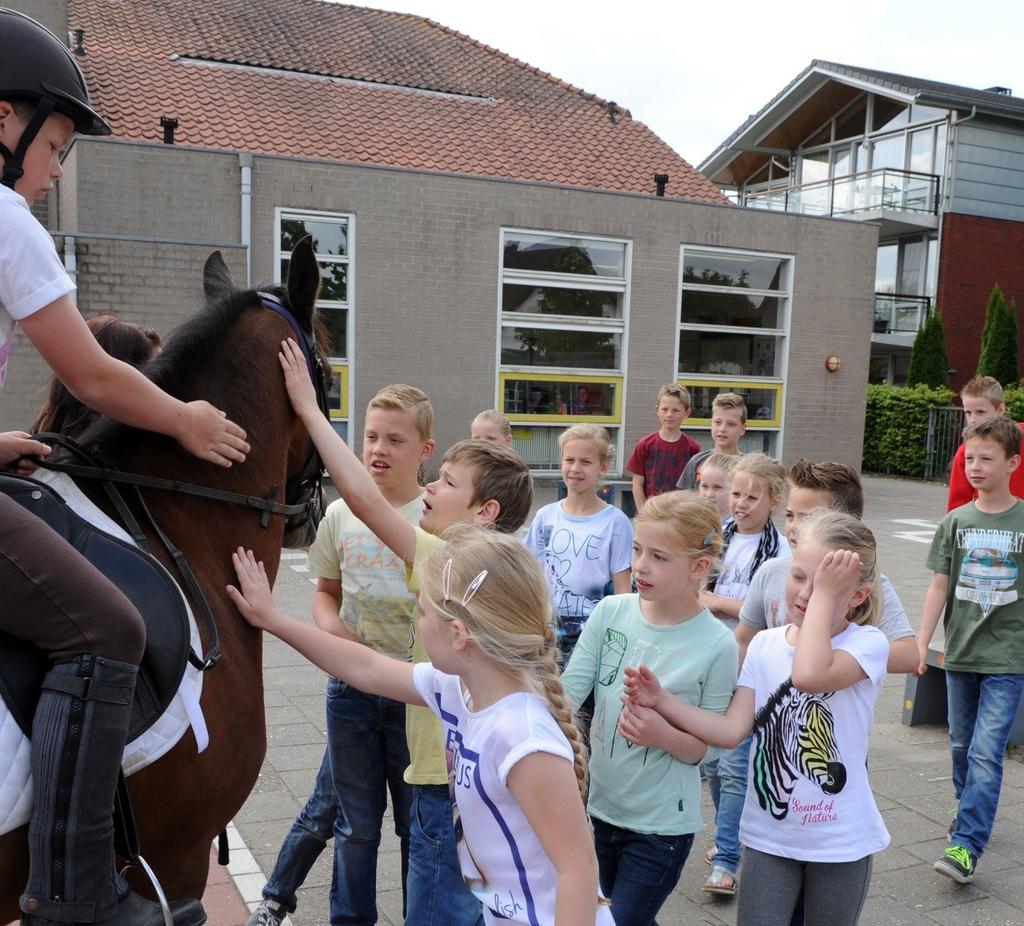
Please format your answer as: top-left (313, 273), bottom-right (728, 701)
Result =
top-left (20, 656), bottom-right (206, 926)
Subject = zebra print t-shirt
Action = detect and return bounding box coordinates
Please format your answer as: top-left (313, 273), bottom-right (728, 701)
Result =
top-left (737, 624), bottom-right (890, 862)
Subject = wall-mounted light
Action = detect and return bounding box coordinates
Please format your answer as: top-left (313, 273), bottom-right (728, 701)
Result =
top-left (825, 354), bottom-right (842, 373)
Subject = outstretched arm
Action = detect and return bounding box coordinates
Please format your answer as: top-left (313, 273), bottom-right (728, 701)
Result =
top-left (623, 666), bottom-right (754, 748)
top-left (21, 295), bottom-right (248, 467)
top-left (279, 339), bottom-right (416, 563)
top-left (228, 548), bottom-right (423, 705)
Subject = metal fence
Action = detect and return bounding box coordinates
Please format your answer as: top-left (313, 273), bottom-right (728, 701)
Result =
top-left (924, 406), bottom-right (965, 481)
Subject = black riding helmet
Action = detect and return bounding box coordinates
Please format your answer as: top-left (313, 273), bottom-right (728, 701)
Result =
top-left (0, 7), bottom-right (110, 189)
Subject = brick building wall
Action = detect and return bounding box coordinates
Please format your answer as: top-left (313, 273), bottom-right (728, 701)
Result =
top-left (936, 211), bottom-right (1024, 392)
top-left (2, 138), bottom-right (878, 470)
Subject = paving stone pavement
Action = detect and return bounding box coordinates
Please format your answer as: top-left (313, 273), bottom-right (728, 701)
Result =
top-left (232, 475), bottom-right (1024, 926)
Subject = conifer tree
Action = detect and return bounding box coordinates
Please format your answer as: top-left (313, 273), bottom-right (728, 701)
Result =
top-left (907, 309), bottom-right (949, 388)
top-left (977, 284), bottom-right (1020, 386)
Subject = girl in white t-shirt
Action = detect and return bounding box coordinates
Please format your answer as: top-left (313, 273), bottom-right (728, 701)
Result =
top-left (623, 509), bottom-right (890, 925)
top-left (525, 424), bottom-right (633, 664)
top-left (698, 452), bottom-right (790, 895)
top-left (230, 525), bottom-right (613, 926)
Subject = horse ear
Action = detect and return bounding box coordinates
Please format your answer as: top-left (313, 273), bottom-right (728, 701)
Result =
top-left (203, 251), bottom-right (236, 301)
top-left (286, 236), bottom-right (320, 331)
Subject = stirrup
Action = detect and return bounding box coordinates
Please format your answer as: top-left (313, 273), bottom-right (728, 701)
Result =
top-left (120, 856), bottom-right (173, 926)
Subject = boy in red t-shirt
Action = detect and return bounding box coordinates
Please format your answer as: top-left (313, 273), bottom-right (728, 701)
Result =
top-left (947, 376), bottom-right (1024, 510)
top-left (626, 383), bottom-right (701, 508)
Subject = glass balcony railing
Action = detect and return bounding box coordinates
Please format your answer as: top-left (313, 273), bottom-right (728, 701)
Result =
top-left (744, 168), bottom-right (939, 218)
top-left (874, 293), bottom-right (931, 335)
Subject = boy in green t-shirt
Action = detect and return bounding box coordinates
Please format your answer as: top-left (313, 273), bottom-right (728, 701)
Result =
top-left (919, 416), bottom-right (1024, 885)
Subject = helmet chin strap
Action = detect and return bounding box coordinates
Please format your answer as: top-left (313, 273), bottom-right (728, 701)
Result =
top-left (0, 96), bottom-right (55, 189)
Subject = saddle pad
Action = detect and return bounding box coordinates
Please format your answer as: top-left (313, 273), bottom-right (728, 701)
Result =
top-left (0, 471), bottom-right (208, 837)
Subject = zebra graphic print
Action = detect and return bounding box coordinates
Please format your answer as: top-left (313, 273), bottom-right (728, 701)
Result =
top-left (751, 678), bottom-right (848, 820)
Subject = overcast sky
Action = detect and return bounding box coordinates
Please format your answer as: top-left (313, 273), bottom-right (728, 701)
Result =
top-left (346, 0), bottom-right (1023, 167)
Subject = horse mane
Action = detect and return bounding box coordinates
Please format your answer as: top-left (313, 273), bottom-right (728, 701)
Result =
top-left (77, 284), bottom-right (286, 455)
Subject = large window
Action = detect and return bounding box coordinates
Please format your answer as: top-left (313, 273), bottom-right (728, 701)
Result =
top-left (276, 209), bottom-right (353, 439)
top-left (678, 247), bottom-right (791, 455)
top-left (497, 230), bottom-right (630, 470)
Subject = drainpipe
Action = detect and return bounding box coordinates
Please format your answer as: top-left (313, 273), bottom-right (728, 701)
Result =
top-left (239, 152), bottom-right (253, 287)
top-left (946, 105), bottom-right (976, 213)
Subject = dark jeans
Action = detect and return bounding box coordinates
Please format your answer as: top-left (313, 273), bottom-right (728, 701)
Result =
top-left (0, 493), bottom-right (144, 663)
top-left (327, 678), bottom-right (413, 925)
top-left (592, 816), bottom-right (693, 926)
top-left (405, 784), bottom-right (484, 926)
top-left (263, 750), bottom-right (336, 914)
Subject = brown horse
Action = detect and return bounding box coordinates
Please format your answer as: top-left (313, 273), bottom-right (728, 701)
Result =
top-left (0, 237), bottom-right (328, 919)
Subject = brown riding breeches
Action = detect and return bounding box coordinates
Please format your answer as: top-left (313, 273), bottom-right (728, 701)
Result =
top-left (0, 493), bottom-right (145, 664)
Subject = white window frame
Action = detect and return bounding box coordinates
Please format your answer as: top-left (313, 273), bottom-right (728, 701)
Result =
top-left (274, 207), bottom-right (355, 436)
top-left (676, 245), bottom-right (794, 458)
top-left (495, 227), bottom-right (632, 472)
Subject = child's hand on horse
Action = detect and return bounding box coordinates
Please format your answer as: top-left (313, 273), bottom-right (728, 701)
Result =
top-left (622, 664), bottom-right (663, 709)
top-left (177, 401), bottom-right (249, 467)
top-left (0, 430), bottom-right (51, 475)
top-left (811, 549), bottom-right (863, 604)
top-left (227, 547), bottom-right (283, 631)
top-left (279, 338), bottom-right (320, 420)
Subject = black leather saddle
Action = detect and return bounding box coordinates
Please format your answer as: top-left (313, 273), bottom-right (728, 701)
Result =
top-left (0, 473), bottom-right (190, 741)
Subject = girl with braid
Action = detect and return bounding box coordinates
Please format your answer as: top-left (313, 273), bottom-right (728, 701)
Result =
top-left (561, 492), bottom-right (738, 926)
top-left (229, 524), bottom-right (612, 926)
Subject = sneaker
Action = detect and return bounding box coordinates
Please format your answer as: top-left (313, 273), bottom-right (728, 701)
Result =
top-left (246, 900), bottom-right (287, 926)
top-left (934, 846), bottom-right (976, 884)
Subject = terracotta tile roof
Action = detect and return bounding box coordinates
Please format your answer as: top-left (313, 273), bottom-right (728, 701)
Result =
top-left (68, 0), bottom-right (727, 204)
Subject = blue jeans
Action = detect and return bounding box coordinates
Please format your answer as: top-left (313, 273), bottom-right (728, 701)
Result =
top-left (946, 670), bottom-right (1024, 857)
top-left (327, 678), bottom-right (414, 925)
top-left (263, 750), bottom-right (336, 913)
top-left (405, 784), bottom-right (484, 926)
top-left (703, 733), bottom-right (751, 876)
top-left (592, 816), bottom-right (693, 926)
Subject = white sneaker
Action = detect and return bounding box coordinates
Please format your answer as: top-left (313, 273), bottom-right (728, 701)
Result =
top-left (246, 900), bottom-right (287, 926)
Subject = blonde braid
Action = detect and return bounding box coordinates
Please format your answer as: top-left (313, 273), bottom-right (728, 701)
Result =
top-left (533, 622), bottom-right (589, 797)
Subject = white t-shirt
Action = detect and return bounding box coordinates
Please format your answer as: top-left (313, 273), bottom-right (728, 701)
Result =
top-left (412, 663), bottom-right (614, 926)
top-left (524, 502), bottom-right (633, 634)
top-left (714, 525), bottom-right (791, 602)
top-left (737, 624), bottom-right (890, 862)
top-left (0, 185), bottom-right (74, 389)
top-left (739, 558), bottom-right (914, 641)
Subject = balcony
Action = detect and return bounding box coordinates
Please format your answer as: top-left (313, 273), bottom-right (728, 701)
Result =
top-left (743, 169), bottom-right (940, 234)
top-left (873, 293), bottom-right (931, 345)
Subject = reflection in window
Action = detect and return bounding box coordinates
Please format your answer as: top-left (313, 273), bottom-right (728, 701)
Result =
top-left (872, 99), bottom-right (907, 132)
top-left (503, 233), bottom-right (625, 278)
top-left (681, 253), bottom-right (786, 291)
top-left (501, 284), bottom-right (622, 319)
top-left (681, 290), bottom-right (781, 328)
top-left (320, 308), bottom-right (347, 358)
top-left (684, 383), bottom-right (779, 423)
top-left (280, 260), bottom-right (347, 303)
top-left (501, 327), bottom-right (620, 369)
top-left (502, 377), bottom-right (617, 417)
top-left (280, 218), bottom-right (348, 256)
top-left (679, 330), bottom-right (778, 378)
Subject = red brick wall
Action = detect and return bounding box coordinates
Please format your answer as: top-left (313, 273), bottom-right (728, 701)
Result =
top-left (937, 212), bottom-right (1024, 392)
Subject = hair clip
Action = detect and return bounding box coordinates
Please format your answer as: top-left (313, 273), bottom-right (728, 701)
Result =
top-left (702, 530), bottom-right (715, 547)
top-left (441, 558), bottom-right (488, 608)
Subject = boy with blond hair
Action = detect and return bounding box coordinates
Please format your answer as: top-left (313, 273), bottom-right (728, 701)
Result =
top-left (922, 416), bottom-right (1024, 885)
top-left (676, 392), bottom-right (747, 491)
top-left (626, 383), bottom-right (701, 507)
top-left (947, 376), bottom-right (1024, 510)
top-left (248, 384), bottom-right (436, 926)
top-left (273, 340), bottom-right (535, 925)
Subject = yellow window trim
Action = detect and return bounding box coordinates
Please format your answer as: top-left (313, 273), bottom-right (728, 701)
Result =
top-left (329, 362), bottom-right (350, 421)
top-left (500, 371), bottom-right (623, 424)
top-left (677, 378), bottom-right (782, 428)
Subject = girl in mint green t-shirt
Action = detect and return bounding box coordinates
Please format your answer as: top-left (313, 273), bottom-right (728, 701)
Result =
top-left (562, 491), bottom-right (738, 926)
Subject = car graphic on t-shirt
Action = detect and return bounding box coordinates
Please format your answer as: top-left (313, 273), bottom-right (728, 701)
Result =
top-left (956, 546), bottom-right (1019, 615)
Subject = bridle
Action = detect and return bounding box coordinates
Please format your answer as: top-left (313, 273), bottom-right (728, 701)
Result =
top-left (31, 294), bottom-right (331, 671)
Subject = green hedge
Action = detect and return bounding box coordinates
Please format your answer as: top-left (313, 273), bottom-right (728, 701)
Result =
top-left (862, 384), bottom-right (954, 476)
top-left (1004, 384), bottom-right (1024, 421)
